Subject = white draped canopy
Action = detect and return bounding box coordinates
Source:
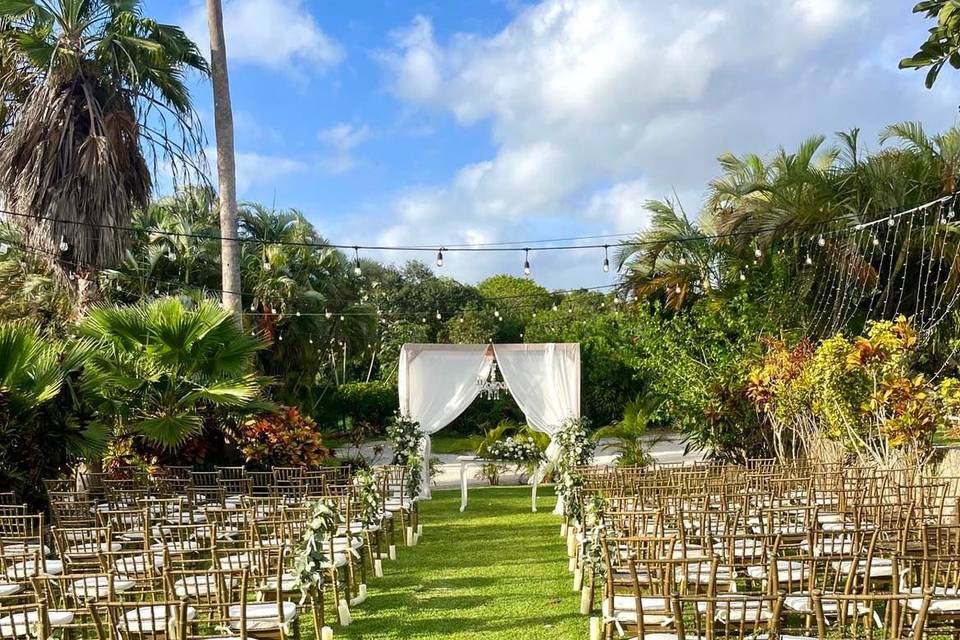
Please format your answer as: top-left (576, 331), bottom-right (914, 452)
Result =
top-left (398, 343), bottom-right (580, 499)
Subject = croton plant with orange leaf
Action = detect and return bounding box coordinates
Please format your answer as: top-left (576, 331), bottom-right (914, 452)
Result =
top-left (749, 316), bottom-right (958, 466)
top-left (238, 406), bottom-right (331, 468)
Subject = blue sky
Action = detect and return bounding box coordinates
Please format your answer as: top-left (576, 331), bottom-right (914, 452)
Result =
top-left (145, 0), bottom-right (960, 289)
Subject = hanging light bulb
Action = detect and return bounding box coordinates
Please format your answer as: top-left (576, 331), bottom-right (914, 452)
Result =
top-left (739, 271), bottom-right (746, 281)
top-left (309, 338), bottom-right (314, 344)
top-left (353, 247), bottom-right (362, 276)
top-left (494, 309), bottom-right (500, 318)
top-left (262, 257), bottom-right (271, 271)
top-left (675, 284), bottom-right (682, 294)
top-left (325, 310), bottom-right (332, 319)
top-left (436, 248), bottom-right (444, 267)
top-left (679, 255), bottom-right (686, 266)
top-left (805, 255), bottom-right (813, 266)
top-left (888, 217), bottom-right (896, 227)
top-left (436, 310), bottom-right (442, 320)
top-left (295, 311), bottom-right (301, 317)
top-left (818, 235), bottom-right (826, 247)
top-left (270, 307), bottom-right (277, 314)
top-left (115, 282), bottom-right (122, 292)
top-left (167, 249), bottom-right (177, 262)
top-left (0, 243), bottom-right (8, 255)
top-left (872, 236), bottom-right (880, 247)
top-left (340, 315), bottom-right (345, 321)
top-left (58, 235), bottom-right (69, 252)
top-left (754, 247), bottom-right (762, 258)
top-left (552, 303), bottom-right (558, 312)
top-left (250, 302), bottom-right (257, 311)
top-left (459, 317), bottom-right (464, 323)
top-left (278, 334), bottom-right (283, 341)
top-left (603, 245), bottom-right (610, 273)
top-left (523, 248), bottom-right (531, 276)
top-left (154, 287), bottom-right (160, 295)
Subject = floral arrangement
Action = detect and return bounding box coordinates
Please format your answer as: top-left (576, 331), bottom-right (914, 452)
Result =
top-left (292, 498), bottom-right (342, 602)
top-left (354, 468), bottom-right (383, 528)
top-left (387, 413), bottom-right (424, 498)
top-left (239, 406), bottom-right (330, 468)
top-left (484, 435), bottom-right (545, 464)
top-left (554, 416), bottom-right (594, 523)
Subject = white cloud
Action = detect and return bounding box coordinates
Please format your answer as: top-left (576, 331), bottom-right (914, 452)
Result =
top-left (370, 0), bottom-right (960, 286)
top-left (319, 123), bottom-right (370, 151)
top-left (205, 150), bottom-right (307, 195)
top-left (184, 0), bottom-right (343, 73)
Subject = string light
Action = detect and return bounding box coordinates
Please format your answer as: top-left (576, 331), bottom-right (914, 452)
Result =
top-left (754, 247), bottom-right (762, 258)
top-left (436, 248), bottom-right (444, 267)
top-left (435, 310), bottom-right (442, 320)
top-left (679, 255), bottom-right (686, 266)
top-left (603, 245), bottom-right (610, 273)
top-left (523, 248), bottom-right (531, 276)
top-left (818, 235), bottom-right (826, 247)
top-left (167, 248), bottom-right (177, 262)
top-left (58, 236), bottom-right (69, 252)
top-left (805, 255), bottom-right (813, 266)
top-left (739, 271), bottom-right (746, 281)
top-left (0, 243), bottom-right (7, 255)
top-left (353, 247), bottom-right (362, 276)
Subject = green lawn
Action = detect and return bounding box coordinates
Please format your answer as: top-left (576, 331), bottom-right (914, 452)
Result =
top-left (336, 487), bottom-right (588, 639)
top-left (429, 434), bottom-right (481, 455)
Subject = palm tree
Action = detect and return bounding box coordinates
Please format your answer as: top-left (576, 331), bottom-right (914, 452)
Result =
top-left (205, 0), bottom-right (242, 321)
top-left (78, 298), bottom-right (267, 450)
top-left (616, 199), bottom-right (726, 310)
top-left (593, 394), bottom-right (664, 467)
top-left (0, 0), bottom-right (208, 311)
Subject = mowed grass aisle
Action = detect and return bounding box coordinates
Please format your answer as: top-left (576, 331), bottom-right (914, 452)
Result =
top-left (339, 487), bottom-right (588, 639)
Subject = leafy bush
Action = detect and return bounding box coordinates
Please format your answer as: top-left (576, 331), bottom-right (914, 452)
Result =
top-left (238, 406), bottom-right (331, 468)
top-left (331, 380), bottom-right (397, 432)
top-left (749, 317), bottom-right (956, 465)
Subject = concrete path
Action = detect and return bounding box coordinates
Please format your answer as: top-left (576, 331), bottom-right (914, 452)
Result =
top-left (336, 430), bottom-right (700, 490)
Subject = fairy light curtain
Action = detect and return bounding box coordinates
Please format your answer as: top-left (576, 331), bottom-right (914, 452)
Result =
top-left (798, 194), bottom-right (960, 340)
top-left (398, 343), bottom-right (581, 500)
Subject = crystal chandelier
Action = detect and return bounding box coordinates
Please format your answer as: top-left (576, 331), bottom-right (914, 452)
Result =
top-left (477, 361), bottom-right (510, 400)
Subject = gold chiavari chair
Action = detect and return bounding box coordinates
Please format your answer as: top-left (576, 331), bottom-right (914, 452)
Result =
top-left (0, 599), bottom-right (51, 639)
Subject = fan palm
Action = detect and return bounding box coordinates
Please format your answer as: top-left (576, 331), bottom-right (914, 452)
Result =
top-left (0, 0), bottom-right (208, 307)
top-left (0, 322), bottom-right (103, 500)
top-left (78, 298), bottom-right (268, 449)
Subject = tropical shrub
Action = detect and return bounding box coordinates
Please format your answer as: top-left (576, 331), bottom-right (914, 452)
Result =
top-left (749, 317), bottom-right (956, 465)
top-left (0, 323), bottom-right (103, 505)
top-left (78, 298), bottom-right (268, 450)
top-left (238, 406), bottom-right (331, 469)
top-left (593, 394), bottom-right (664, 467)
top-left (331, 380), bottom-right (397, 432)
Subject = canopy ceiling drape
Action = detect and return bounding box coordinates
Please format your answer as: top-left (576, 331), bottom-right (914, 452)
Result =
top-left (398, 343), bottom-right (580, 499)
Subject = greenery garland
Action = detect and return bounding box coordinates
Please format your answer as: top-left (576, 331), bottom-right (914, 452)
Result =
top-left (292, 499), bottom-right (342, 602)
top-left (354, 467), bottom-right (384, 528)
top-left (387, 413), bottom-right (425, 498)
top-left (582, 494), bottom-right (609, 580)
top-left (553, 416), bottom-right (594, 523)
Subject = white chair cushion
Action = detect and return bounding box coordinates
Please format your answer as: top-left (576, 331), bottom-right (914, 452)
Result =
top-left (5, 560), bottom-right (62, 580)
top-left (122, 605), bottom-right (196, 633)
top-left (64, 542), bottom-right (121, 558)
top-left (0, 610), bottom-right (74, 638)
top-left (228, 602), bottom-right (297, 631)
top-left (0, 584), bottom-right (22, 598)
top-left (68, 576), bottom-right (135, 600)
top-left (112, 554), bottom-right (163, 575)
top-left (831, 557), bottom-right (893, 578)
top-left (174, 575), bottom-right (234, 597)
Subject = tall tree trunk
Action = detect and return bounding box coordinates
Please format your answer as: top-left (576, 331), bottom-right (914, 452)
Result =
top-left (206, 0), bottom-right (242, 323)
